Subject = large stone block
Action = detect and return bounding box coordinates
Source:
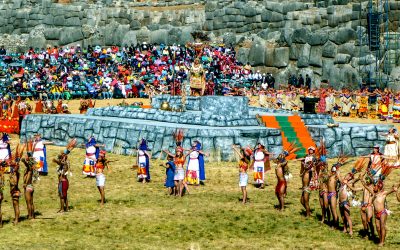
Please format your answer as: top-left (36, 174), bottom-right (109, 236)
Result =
top-left (297, 43), bottom-right (311, 68)
top-left (329, 28), bottom-right (357, 45)
top-left (273, 47), bottom-right (289, 68)
top-left (59, 27), bottom-right (84, 45)
top-left (309, 46), bottom-right (323, 67)
top-left (307, 31), bottom-right (328, 46)
top-left (292, 27), bottom-right (310, 44)
top-left (322, 41), bottom-right (338, 58)
top-left (248, 38), bottom-right (265, 66)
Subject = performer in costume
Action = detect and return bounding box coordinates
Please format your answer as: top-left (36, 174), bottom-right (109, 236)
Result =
top-left (298, 147), bottom-right (318, 217)
top-left (274, 143), bottom-right (299, 210)
top-left (34, 99), bottom-right (44, 113)
top-left (33, 133), bottom-right (53, 176)
top-left (189, 58), bottom-right (205, 96)
top-left (95, 150), bottom-right (111, 206)
top-left (252, 143), bottom-right (271, 189)
top-left (186, 141), bottom-right (207, 185)
top-left (392, 93), bottom-right (400, 123)
top-left (380, 93), bottom-right (390, 121)
top-left (0, 133), bottom-right (11, 173)
top-left (21, 140), bottom-right (37, 220)
top-left (137, 139), bottom-right (151, 183)
top-left (318, 89), bottom-right (327, 114)
top-left (232, 145), bottom-right (252, 204)
top-left (53, 138), bottom-right (76, 212)
top-left (382, 128), bottom-right (398, 161)
top-left (164, 129), bottom-right (186, 196)
top-left (9, 144), bottom-right (24, 225)
top-left (358, 92), bottom-right (369, 118)
top-left (163, 155), bottom-right (176, 195)
top-left (340, 91), bottom-right (353, 116)
top-left (82, 136), bottom-right (102, 177)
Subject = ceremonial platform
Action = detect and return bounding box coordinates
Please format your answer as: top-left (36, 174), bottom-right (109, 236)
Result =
top-left (20, 95), bottom-right (393, 160)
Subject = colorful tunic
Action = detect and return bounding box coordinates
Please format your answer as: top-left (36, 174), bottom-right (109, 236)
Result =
top-left (33, 140), bottom-right (48, 174)
top-left (253, 150), bottom-right (267, 184)
top-left (393, 97), bottom-right (400, 123)
top-left (137, 150), bottom-right (150, 180)
top-left (82, 145), bottom-right (98, 176)
top-left (318, 92), bottom-right (327, 113)
top-left (186, 151), bottom-right (200, 185)
top-left (380, 95), bottom-right (390, 118)
top-left (358, 95), bottom-right (368, 113)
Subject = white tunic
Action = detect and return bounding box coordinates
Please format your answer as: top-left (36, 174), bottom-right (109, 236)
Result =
top-left (0, 140), bottom-right (10, 161)
top-left (384, 134), bottom-right (398, 158)
top-left (187, 151), bottom-right (200, 172)
top-left (84, 145), bottom-right (97, 164)
top-left (253, 151), bottom-right (265, 170)
top-left (138, 150), bottom-right (147, 166)
top-left (33, 140), bottom-right (45, 162)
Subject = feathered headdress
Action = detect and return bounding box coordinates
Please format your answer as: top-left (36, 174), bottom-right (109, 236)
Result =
top-left (379, 162), bottom-right (394, 181)
top-left (26, 139), bottom-right (34, 157)
top-left (275, 141), bottom-right (300, 163)
top-left (173, 129), bottom-right (184, 146)
top-left (331, 154), bottom-right (350, 172)
top-left (351, 157), bottom-right (368, 174)
top-left (316, 139), bottom-right (327, 161)
top-left (64, 138), bottom-right (77, 154)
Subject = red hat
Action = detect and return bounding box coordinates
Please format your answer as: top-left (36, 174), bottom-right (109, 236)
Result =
top-left (99, 150), bottom-right (106, 157)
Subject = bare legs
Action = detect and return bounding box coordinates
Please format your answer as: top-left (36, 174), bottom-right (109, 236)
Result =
top-left (300, 191), bottom-right (311, 217)
top-left (376, 214), bottom-right (388, 246)
top-left (319, 194), bottom-right (330, 223)
top-left (340, 204), bottom-right (353, 236)
top-left (241, 186), bottom-right (247, 204)
top-left (12, 198), bottom-right (20, 225)
top-left (24, 190), bottom-right (35, 219)
top-left (97, 186), bottom-right (105, 206)
top-left (329, 196), bottom-right (338, 228)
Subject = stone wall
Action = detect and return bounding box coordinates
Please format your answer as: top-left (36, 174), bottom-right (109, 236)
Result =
top-left (86, 106), bottom-right (260, 127)
top-left (20, 113), bottom-right (282, 161)
top-left (308, 123), bottom-right (394, 157)
top-left (0, 0), bottom-right (399, 88)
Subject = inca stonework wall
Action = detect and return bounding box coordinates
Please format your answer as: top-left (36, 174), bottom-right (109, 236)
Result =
top-left (0, 0), bottom-right (400, 88)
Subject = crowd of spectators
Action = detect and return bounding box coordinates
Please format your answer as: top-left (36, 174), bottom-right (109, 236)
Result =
top-left (0, 43), bottom-right (277, 101)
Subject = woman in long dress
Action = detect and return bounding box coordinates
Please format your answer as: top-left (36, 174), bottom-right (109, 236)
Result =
top-left (33, 133), bottom-right (53, 176)
top-left (383, 128), bottom-right (399, 160)
top-left (186, 141), bottom-right (207, 185)
top-left (252, 143), bottom-right (271, 189)
top-left (82, 136), bottom-right (102, 177)
top-left (137, 139), bottom-right (151, 183)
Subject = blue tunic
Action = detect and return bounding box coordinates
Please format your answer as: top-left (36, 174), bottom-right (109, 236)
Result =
top-left (165, 161), bottom-right (176, 188)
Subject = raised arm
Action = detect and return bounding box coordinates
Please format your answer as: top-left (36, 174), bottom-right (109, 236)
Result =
top-left (384, 184), bottom-right (399, 196)
top-left (163, 149), bottom-right (175, 158)
top-left (231, 145), bottom-right (244, 159)
top-left (360, 174), bottom-right (374, 195)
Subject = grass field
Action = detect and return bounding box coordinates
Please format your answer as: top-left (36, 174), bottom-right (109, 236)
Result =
top-left (1, 138), bottom-right (400, 249)
top-left (2, 98), bottom-right (399, 249)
